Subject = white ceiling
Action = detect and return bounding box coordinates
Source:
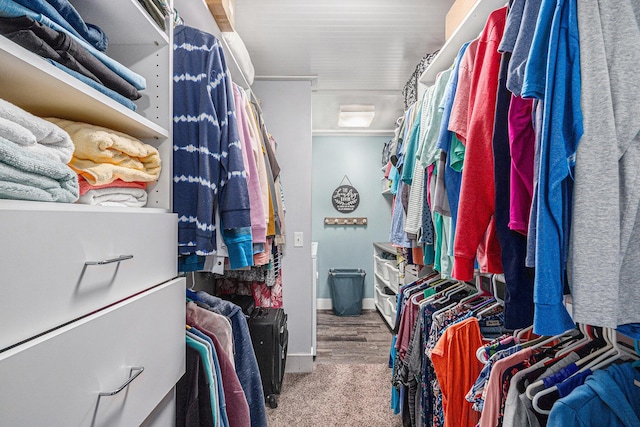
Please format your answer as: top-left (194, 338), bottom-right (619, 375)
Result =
top-left (232, 0), bottom-right (454, 135)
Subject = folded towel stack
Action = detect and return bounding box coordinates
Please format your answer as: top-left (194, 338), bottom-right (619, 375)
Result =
top-left (0, 98), bottom-right (78, 203)
top-left (0, 98), bottom-right (74, 163)
top-left (48, 118), bottom-right (161, 207)
top-left (77, 175), bottom-right (148, 207)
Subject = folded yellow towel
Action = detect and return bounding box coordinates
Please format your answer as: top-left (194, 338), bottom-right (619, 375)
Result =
top-left (46, 118), bottom-right (161, 185)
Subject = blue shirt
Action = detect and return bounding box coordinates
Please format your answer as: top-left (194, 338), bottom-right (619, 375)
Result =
top-left (436, 41), bottom-right (470, 248)
top-left (524, 0), bottom-right (582, 335)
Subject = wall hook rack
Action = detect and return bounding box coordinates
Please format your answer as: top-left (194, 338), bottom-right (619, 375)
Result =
top-left (324, 217), bottom-right (368, 226)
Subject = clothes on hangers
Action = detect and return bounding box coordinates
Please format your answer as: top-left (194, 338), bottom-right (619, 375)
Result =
top-left (388, 0), bottom-right (639, 345)
top-left (391, 272), bottom-right (507, 427)
top-left (182, 290), bottom-right (268, 427)
top-left (547, 363), bottom-right (640, 426)
top-left (196, 290), bottom-right (268, 427)
top-left (173, 25), bottom-right (286, 274)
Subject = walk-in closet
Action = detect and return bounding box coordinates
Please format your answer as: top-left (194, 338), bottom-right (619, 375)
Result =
top-left (0, 0), bottom-right (638, 426)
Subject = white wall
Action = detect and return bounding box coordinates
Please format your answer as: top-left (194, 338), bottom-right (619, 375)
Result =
top-left (252, 80), bottom-right (314, 373)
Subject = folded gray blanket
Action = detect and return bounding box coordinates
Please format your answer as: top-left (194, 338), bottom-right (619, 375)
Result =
top-left (0, 135), bottom-right (78, 203)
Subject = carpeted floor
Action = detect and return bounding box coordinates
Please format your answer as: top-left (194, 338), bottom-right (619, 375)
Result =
top-left (265, 363), bottom-right (402, 426)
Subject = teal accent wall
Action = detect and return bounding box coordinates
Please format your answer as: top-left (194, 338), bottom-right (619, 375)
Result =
top-left (312, 135), bottom-right (393, 299)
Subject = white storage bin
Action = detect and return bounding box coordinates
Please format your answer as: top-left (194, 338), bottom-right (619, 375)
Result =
top-left (386, 263), bottom-right (400, 292)
top-left (374, 255), bottom-right (391, 281)
top-left (384, 295), bottom-right (396, 318)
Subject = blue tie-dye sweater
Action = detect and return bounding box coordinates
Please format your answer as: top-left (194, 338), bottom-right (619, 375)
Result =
top-left (173, 25), bottom-right (252, 266)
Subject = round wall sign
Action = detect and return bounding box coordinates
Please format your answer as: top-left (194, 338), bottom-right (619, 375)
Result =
top-left (331, 185), bottom-right (360, 212)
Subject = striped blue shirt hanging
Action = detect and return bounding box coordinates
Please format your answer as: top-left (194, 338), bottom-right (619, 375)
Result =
top-left (173, 25), bottom-right (252, 267)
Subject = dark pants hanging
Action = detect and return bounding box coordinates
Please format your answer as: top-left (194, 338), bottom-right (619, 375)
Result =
top-left (492, 51), bottom-right (535, 329)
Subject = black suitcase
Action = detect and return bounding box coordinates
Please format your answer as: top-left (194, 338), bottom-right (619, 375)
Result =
top-left (218, 293), bottom-right (256, 316)
top-left (248, 307), bottom-right (288, 408)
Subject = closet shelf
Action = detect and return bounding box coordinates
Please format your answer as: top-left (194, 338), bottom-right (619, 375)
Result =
top-left (0, 199), bottom-right (168, 214)
top-left (71, 0), bottom-right (170, 45)
top-left (419, 0), bottom-right (506, 86)
top-left (0, 37), bottom-right (167, 140)
top-left (175, 0), bottom-right (253, 89)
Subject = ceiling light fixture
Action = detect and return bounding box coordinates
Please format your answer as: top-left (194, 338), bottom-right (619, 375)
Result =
top-left (338, 105), bottom-right (375, 128)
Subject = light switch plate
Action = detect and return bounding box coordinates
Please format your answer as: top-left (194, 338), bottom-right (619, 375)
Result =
top-left (294, 232), bottom-right (303, 247)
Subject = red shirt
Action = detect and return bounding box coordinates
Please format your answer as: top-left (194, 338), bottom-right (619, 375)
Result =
top-left (452, 7), bottom-right (508, 281)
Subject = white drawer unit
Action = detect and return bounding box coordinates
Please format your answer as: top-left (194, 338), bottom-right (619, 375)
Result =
top-left (0, 205), bottom-right (177, 351)
top-left (0, 278), bottom-right (185, 427)
top-left (373, 242), bottom-right (399, 328)
top-left (0, 1), bottom-right (183, 423)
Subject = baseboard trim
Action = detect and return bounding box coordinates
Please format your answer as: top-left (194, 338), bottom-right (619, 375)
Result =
top-left (285, 353), bottom-right (314, 373)
top-left (317, 298), bottom-right (375, 310)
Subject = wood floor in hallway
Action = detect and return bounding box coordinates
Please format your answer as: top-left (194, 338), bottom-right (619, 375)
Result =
top-left (315, 309), bottom-right (394, 364)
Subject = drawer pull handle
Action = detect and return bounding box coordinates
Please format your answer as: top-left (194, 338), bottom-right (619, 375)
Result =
top-left (99, 366), bottom-right (144, 397)
top-left (85, 254), bottom-right (134, 266)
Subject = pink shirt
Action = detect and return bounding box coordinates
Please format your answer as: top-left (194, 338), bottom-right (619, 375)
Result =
top-left (507, 95), bottom-right (535, 235)
top-left (233, 84), bottom-right (267, 244)
top-left (448, 38), bottom-right (479, 145)
top-left (478, 347), bottom-right (533, 427)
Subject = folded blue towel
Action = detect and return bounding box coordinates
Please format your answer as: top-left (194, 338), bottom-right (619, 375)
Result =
top-left (0, 135), bottom-right (78, 202)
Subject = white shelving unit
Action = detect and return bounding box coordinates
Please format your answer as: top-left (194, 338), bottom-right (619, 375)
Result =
top-left (0, 2), bottom-right (185, 425)
top-left (373, 242), bottom-right (400, 328)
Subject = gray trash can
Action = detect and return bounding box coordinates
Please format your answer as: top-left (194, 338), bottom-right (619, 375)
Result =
top-left (328, 268), bottom-right (366, 316)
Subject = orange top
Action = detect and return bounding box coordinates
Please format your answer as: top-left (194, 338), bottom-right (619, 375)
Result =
top-left (431, 317), bottom-right (484, 427)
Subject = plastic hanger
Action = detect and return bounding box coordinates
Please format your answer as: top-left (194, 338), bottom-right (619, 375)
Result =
top-left (476, 299), bottom-right (503, 319)
top-left (432, 282), bottom-right (470, 303)
top-left (532, 328), bottom-right (638, 414)
top-left (456, 274), bottom-right (493, 307)
top-left (527, 327), bottom-right (614, 400)
top-left (554, 323), bottom-right (590, 357)
top-left (521, 327), bottom-right (581, 352)
top-left (406, 274), bottom-right (444, 295)
top-left (475, 275), bottom-right (506, 318)
top-left (417, 279), bottom-right (459, 305)
top-left (515, 325), bottom-right (534, 340)
top-left (491, 274), bottom-right (506, 304)
top-left (429, 284), bottom-right (475, 320)
top-left (476, 334), bottom-right (517, 363)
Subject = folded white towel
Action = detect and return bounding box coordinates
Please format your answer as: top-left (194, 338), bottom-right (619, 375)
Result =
top-left (77, 187), bottom-right (147, 207)
top-left (0, 116), bottom-right (35, 146)
top-left (0, 99), bottom-right (74, 163)
top-left (0, 98), bottom-right (72, 146)
top-left (222, 31), bottom-right (255, 85)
